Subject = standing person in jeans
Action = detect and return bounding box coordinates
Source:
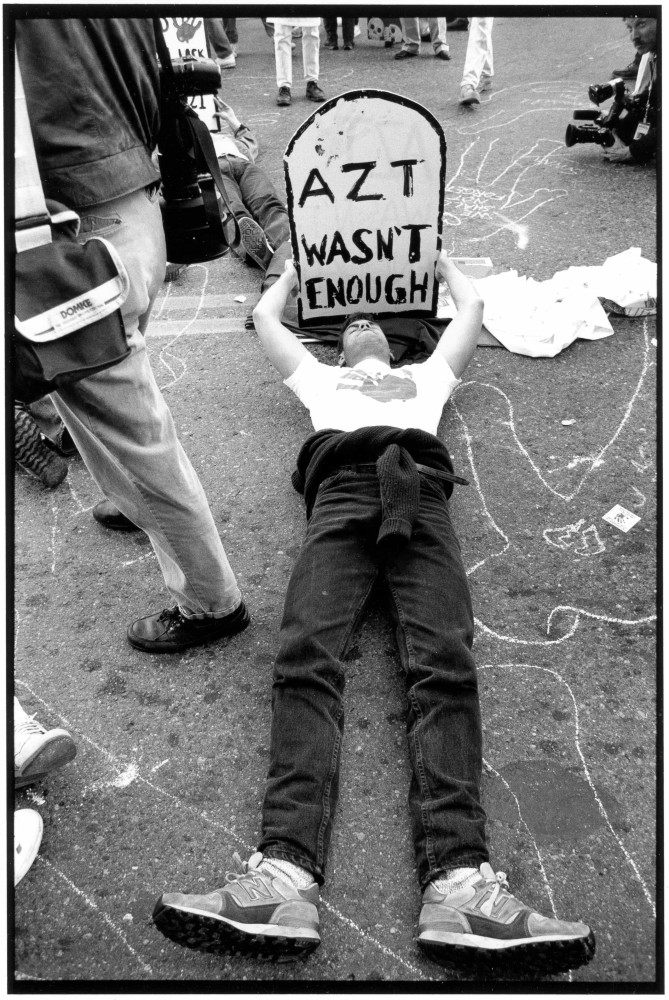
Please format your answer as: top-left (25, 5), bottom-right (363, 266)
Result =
top-left (15, 18), bottom-right (249, 654)
top-left (459, 17), bottom-right (494, 105)
top-left (153, 254), bottom-right (595, 974)
top-left (394, 17), bottom-right (451, 60)
top-left (323, 16), bottom-right (356, 50)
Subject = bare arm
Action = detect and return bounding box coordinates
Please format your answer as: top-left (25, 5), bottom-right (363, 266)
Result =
top-left (252, 260), bottom-right (311, 379)
top-left (433, 252), bottom-right (484, 378)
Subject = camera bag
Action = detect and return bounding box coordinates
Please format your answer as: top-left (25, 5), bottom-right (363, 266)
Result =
top-left (13, 52), bottom-right (130, 404)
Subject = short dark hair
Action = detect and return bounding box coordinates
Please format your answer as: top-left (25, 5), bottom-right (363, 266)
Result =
top-left (337, 312), bottom-right (378, 352)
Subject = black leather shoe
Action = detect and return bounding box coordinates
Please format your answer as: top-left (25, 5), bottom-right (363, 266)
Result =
top-left (93, 500), bottom-right (139, 532)
top-left (394, 48), bottom-right (418, 60)
top-left (127, 602), bottom-right (250, 653)
top-left (612, 54), bottom-right (641, 79)
top-left (306, 81), bottom-right (325, 102)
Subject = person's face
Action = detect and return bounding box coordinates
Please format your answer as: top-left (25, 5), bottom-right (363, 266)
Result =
top-left (342, 317), bottom-right (390, 364)
top-left (630, 18), bottom-right (657, 54)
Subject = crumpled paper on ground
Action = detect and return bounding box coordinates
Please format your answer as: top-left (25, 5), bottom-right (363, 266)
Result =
top-left (437, 248), bottom-right (656, 358)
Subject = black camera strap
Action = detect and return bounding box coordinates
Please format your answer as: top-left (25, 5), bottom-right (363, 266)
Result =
top-left (153, 19), bottom-right (241, 252)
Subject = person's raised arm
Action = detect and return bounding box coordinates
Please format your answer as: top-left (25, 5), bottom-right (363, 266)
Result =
top-left (433, 252), bottom-right (484, 378)
top-left (252, 260), bottom-right (311, 379)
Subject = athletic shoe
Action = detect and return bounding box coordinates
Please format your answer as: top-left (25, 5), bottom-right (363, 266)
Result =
top-left (238, 217), bottom-right (274, 270)
top-left (447, 18), bottom-right (469, 29)
top-left (435, 46), bottom-right (451, 60)
top-left (394, 48), bottom-right (418, 60)
top-left (127, 601), bottom-right (250, 653)
top-left (306, 81), bottom-right (325, 102)
top-left (479, 74), bottom-right (493, 93)
top-left (343, 41), bottom-right (355, 50)
top-left (153, 852), bottom-right (321, 960)
top-left (277, 86), bottom-right (291, 107)
top-left (14, 697), bottom-right (77, 788)
top-left (217, 54), bottom-right (236, 70)
top-left (14, 407), bottom-right (68, 489)
top-left (14, 809), bottom-right (43, 886)
top-left (324, 39), bottom-right (338, 50)
top-left (459, 85), bottom-right (480, 106)
top-left (417, 863), bottom-right (595, 974)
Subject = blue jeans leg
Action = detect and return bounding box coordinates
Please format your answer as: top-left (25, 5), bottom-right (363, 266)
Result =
top-left (259, 471), bottom-right (488, 886)
top-left (259, 471), bottom-right (380, 883)
top-left (383, 476), bottom-right (489, 887)
top-left (52, 187), bottom-right (241, 618)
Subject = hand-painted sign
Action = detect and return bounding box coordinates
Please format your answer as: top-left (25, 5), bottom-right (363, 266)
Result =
top-left (160, 17), bottom-right (219, 132)
top-left (285, 90), bottom-right (446, 325)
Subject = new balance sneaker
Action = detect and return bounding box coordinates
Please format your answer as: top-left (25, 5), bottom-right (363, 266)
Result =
top-left (127, 602), bottom-right (250, 653)
top-left (153, 853), bottom-right (320, 961)
top-left (417, 863), bottom-right (595, 973)
top-left (238, 216), bottom-right (274, 270)
top-left (14, 697), bottom-right (77, 788)
top-left (459, 85), bottom-right (480, 106)
top-left (14, 809), bottom-right (43, 886)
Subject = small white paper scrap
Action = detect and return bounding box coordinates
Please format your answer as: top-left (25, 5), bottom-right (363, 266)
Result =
top-left (561, 419), bottom-right (576, 426)
top-left (234, 295), bottom-right (247, 303)
top-left (602, 504), bottom-right (640, 533)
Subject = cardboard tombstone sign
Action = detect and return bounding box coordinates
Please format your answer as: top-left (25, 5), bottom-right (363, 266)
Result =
top-left (285, 90), bottom-right (446, 326)
top-left (160, 16), bottom-right (219, 132)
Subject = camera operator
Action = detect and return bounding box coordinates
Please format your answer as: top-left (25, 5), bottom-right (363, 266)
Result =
top-left (604, 15), bottom-right (657, 164)
top-left (15, 18), bottom-right (249, 653)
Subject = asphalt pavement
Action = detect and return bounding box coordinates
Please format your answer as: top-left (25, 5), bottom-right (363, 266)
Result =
top-left (12, 15), bottom-right (658, 992)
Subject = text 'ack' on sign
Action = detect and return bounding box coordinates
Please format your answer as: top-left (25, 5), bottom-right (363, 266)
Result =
top-left (284, 89), bottom-right (446, 325)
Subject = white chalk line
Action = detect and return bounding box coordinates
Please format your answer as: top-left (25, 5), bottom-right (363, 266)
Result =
top-left (36, 856), bottom-right (154, 976)
top-left (49, 502), bottom-right (59, 575)
top-left (481, 758), bottom-right (558, 919)
top-left (454, 319), bottom-right (653, 506)
top-left (12, 679), bottom-right (426, 978)
top-left (158, 263), bottom-right (211, 391)
top-left (320, 900), bottom-right (431, 980)
top-left (480, 663), bottom-right (656, 917)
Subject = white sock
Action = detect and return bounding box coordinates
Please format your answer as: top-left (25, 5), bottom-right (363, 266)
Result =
top-left (259, 856), bottom-right (314, 889)
top-left (432, 866), bottom-right (480, 896)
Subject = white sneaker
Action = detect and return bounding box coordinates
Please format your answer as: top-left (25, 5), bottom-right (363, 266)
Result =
top-left (217, 54), bottom-right (236, 69)
top-left (14, 697), bottom-right (77, 787)
top-left (460, 85), bottom-right (480, 106)
top-left (14, 809), bottom-right (43, 886)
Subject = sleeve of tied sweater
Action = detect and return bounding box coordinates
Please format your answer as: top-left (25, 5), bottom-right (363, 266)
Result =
top-left (376, 444), bottom-right (421, 546)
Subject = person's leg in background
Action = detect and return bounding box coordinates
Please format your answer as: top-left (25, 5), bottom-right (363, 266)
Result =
top-left (273, 22), bottom-right (293, 105)
top-left (460, 17), bottom-right (494, 104)
top-left (222, 17), bottom-right (238, 50)
top-left (302, 24), bottom-right (325, 101)
top-left (396, 18), bottom-right (420, 59)
top-left (429, 17), bottom-right (450, 59)
top-left (52, 186), bottom-right (246, 647)
top-left (323, 16), bottom-right (338, 49)
top-left (203, 18), bottom-right (236, 69)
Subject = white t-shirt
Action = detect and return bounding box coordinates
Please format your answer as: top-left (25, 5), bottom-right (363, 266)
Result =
top-left (284, 353), bottom-right (460, 434)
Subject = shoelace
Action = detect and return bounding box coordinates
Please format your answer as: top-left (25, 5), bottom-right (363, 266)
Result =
top-left (15, 714), bottom-right (46, 738)
top-left (479, 870), bottom-right (510, 916)
top-left (224, 851), bottom-right (253, 884)
top-left (158, 607), bottom-right (183, 631)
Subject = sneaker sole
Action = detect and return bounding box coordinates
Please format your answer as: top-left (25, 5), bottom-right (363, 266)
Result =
top-left (15, 734), bottom-right (77, 788)
top-left (238, 217), bottom-right (273, 269)
top-left (153, 900), bottom-right (320, 962)
top-left (418, 929), bottom-right (596, 974)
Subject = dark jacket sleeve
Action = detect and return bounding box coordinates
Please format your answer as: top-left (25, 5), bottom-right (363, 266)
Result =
top-left (16, 18), bottom-right (161, 208)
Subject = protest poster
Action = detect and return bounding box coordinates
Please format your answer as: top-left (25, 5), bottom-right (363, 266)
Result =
top-left (284, 90), bottom-right (446, 326)
top-left (160, 16), bottom-right (219, 132)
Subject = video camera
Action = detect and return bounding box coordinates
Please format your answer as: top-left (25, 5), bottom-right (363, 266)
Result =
top-left (158, 56), bottom-right (230, 264)
top-left (565, 78), bottom-right (645, 149)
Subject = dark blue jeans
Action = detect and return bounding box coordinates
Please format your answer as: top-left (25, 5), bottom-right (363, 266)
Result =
top-left (259, 469), bottom-right (489, 888)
